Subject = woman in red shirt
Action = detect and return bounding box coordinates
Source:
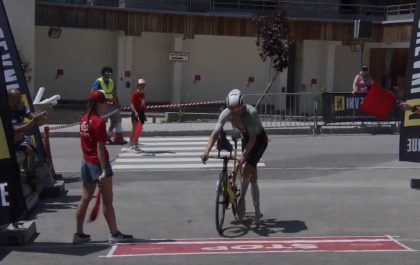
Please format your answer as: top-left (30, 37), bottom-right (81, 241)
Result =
top-left (129, 78), bottom-right (147, 152)
top-left (74, 90), bottom-right (133, 244)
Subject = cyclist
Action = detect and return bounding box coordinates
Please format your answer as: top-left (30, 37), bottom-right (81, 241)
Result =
top-left (202, 89), bottom-right (268, 221)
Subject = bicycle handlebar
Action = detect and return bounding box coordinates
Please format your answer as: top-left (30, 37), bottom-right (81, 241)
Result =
top-left (201, 155), bottom-right (240, 164)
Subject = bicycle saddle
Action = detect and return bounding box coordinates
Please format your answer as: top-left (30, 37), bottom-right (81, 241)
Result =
top-left (217, 129), bottom-right (233, 152)
top-left (231, 132), bottom-right (241, 142)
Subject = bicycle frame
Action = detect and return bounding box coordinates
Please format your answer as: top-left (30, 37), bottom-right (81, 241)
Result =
top-left (217, 137), bottom-right (240, 204)
top-left (210, 136), bottom-right (241, 235)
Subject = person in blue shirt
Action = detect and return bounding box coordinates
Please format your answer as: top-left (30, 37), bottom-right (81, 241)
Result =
top-left (8, 89), bottom-right (47, 164)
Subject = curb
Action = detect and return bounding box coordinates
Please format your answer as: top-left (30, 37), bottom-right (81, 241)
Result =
top-left (45, 126), bottom-right (398, 138)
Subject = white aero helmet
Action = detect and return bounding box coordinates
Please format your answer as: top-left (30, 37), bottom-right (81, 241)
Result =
top-left (138, 79), bottom-right (146, 85)
top-left (226, 89), bottom-right (243, 108)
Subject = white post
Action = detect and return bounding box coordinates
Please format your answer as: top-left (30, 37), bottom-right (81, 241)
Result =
top-left (172, 35), bottom-right (183, 104)
top-left (326, 42), bottom-right (338, 93)
top-left (117, 33), bottom-right (133, 106)
top-left (121, 36), bottom-right (132, 103)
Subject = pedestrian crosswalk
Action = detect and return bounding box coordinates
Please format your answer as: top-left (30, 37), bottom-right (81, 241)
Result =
top-left (111, 136), bottom-right (266, 171)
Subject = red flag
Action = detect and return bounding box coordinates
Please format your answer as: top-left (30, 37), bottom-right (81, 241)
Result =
top-left (88, 191), bottom-right (101, 223)
top-left (359, 82), bottom-right (397, 120)
top-left (132, 122), bottom-right (143, 141)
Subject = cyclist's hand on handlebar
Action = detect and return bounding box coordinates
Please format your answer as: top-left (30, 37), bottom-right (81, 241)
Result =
top-left (238, 155), bottom-right (246, 166)
top-left (201, 153), bottom-right (209, 164)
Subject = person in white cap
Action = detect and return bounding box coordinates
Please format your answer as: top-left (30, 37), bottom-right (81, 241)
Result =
top-left (202, 89), bottom-right (268, 222)
top-left (129, 78), bottom-right (147, 152)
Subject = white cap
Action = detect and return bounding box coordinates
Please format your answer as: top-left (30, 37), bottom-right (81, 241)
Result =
top-left (138, 79), bottom-right (146, 85)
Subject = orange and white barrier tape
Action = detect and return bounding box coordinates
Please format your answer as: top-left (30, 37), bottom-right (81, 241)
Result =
top-left (46, 100), bottom-right (224, 131)
top-left (120, 100), bottom-right (225, 112)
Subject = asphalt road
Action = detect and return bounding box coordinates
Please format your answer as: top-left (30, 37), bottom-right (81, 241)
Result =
top-left (2, 134), bottom-right (420, 265)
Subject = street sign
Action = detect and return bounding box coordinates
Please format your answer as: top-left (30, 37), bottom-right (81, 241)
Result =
top-left (168, 52), bottom-right (189, 62)
top-left (106, 236), bottom-right (412, 257)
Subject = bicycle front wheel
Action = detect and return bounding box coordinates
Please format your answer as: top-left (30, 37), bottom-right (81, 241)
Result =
top-left (231, 164), bottom-right (242, 219)
top-left (215, 171), bottom-right (228, 235)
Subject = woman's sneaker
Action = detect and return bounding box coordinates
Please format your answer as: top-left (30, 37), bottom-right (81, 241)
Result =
top-left (133, 145), bottom-right (142, 152)
top-left (129, 145), bottom-right (142, 153)
top-left (109, 231), bottom-right (133, 244)
top-left (72, 233), bottom-right (91, 244)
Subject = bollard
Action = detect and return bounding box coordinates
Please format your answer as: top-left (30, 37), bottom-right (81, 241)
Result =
top-left (43, 126), bottom-right (62, 181)
top-left (43, 126), bottom-right (51, 160)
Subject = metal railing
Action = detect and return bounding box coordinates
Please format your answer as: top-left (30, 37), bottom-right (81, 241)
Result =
top-left (241, 92), bottom-right (400, 135)
top-left (385, 3), bottom-right (416, 20)
top-left (244, 92), bottom-right (317, 129)
top-left (36, 0), bottom-right (416, 21)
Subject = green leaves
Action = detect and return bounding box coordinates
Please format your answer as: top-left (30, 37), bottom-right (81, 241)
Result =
top-left (255, 9), bottom-right (291, 72)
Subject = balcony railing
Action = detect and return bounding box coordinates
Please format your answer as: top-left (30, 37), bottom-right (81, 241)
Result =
top-left (35, 0), bottom-right (416, 21)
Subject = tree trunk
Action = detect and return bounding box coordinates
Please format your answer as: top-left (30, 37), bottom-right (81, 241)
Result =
top-left (255, 71), bottom-right (279, 108)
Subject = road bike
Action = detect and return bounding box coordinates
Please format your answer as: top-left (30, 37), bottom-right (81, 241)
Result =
top-left (206, 134), bottom-right (242, 235)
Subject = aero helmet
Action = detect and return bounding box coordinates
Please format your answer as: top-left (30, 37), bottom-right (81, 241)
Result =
top-left (226, 89), bottom-right (243, 108)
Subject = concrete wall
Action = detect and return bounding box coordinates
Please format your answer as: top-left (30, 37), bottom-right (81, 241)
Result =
top-left (299, 40), bottom-right (332, 92)
top-left (35, 29), bottom-right (288, 106)
top-left (132, 32), bottom-right (173, 103)
top-left (35, 26), bottom-right (119, 100)
top-left (333, 45), bottom-right (363, 93)
top-left (332, 42), bottom-right (409, 93)
top-left (34, 25), bottom-right (410, 107)
top-left (182, 34), bottom-right (286, 104)
top-left (4, 0), bottom-right (35, 93)
top-left (296, 40), bottom-right (410, 94)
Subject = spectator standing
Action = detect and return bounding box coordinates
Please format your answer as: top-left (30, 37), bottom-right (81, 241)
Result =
top-left (129, 78), bottom-right (147, 152)
top-left (92, 66), bottom-right (126, 145)
top-left (74, 90), bottom-right (133, 244)
top-left (352, 65), bottom-right (373, 94)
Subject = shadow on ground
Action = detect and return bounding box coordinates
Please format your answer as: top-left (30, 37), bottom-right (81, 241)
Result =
top-left (221, 214), bottom-right (307, 238)
top-left (30, 192), bottom-right (81, 217)
top-left (0, 238), bottom-right (176, 261)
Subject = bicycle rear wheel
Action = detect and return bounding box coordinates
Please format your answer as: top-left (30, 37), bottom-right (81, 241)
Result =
top-left (215, 171), bottom-right (228, 235)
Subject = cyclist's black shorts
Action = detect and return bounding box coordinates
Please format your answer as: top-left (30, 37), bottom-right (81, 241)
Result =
top-left (241, 129), bottom-right (268, 168)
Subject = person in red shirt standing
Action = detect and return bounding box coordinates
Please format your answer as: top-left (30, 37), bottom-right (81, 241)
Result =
top-left (129, 78), bottom-right (147, 152)
top-left (74, 90), bottom-right (133, 244)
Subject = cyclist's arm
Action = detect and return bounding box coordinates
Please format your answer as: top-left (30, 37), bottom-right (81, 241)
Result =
top-left (204, 130), bottom-right (220, 156)
top-left (203, 109), bottom-right (230, 157)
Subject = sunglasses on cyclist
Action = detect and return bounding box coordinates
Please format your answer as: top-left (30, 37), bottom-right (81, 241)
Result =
top-left (229, 105), bottom-right (242, 113)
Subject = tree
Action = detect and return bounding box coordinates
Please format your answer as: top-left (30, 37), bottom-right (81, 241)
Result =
top-left (255, 8), bottom-right (291, 107)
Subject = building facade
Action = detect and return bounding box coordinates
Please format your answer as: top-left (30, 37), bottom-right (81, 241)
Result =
top-left (4, 0), bottom-right (416, 106)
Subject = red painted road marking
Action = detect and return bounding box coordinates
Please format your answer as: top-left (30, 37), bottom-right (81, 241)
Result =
top-left (106, 236), bottom-right (414, 257)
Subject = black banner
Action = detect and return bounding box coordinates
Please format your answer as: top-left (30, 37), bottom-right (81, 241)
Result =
top-left (0, 0), bottom-right (45, 160)
top-left (0, 63), bottom-right (26, 225)
top-left (322, 92), bottom-right (399, 124)
top-left (400, 0), bottom-right (420, 162)
top-left (0, 0), bottom-right (44, 224)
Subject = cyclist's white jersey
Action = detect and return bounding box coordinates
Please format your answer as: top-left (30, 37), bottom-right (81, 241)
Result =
top-left (214, 104), bottom-right (263, 136)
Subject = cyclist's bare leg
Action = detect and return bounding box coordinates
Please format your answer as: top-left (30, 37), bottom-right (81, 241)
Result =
top-left (249, 166), bottom-right (262, 220)
top-left (238, 163), bottom-right (250, 220)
